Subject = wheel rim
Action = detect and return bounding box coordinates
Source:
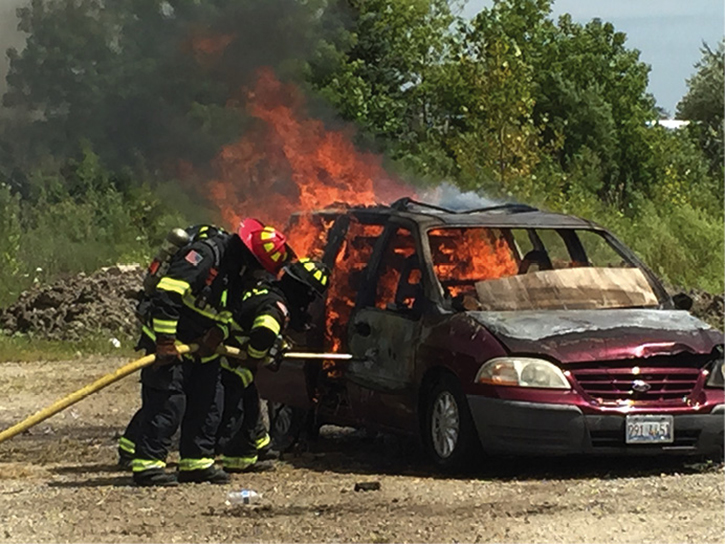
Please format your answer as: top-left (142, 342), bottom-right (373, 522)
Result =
top-left (431, 391), bottom-right (460, 459)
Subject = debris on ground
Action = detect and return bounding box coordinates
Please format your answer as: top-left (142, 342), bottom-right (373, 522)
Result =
top-left (0, 265), bottom-right (144, 341)
top-left (354, 481), bottom-right (381, 492)
top-left (665, 284), bottom-right (724, 331)
top-left (684, 289), bottom-right (724, 331)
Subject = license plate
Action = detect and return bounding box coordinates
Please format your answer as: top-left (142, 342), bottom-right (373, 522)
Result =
top-left (625, 415), bottom-right (674, 444)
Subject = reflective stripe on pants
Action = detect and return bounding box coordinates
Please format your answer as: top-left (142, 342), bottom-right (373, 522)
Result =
top-left (118, 436), bottom-right (136, 455)
top-left (132, 459), bottom-right (166, 472)
top-left (255, 433), bottom-right (271, 450)
top-left (178, 458), bottom-right (215, 471)
top-left (221, 455), bottom-right (258, 470)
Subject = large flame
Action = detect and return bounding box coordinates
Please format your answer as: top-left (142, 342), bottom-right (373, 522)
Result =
top-left (207, 67), bottom-right (410, 251)
top-left (202, 66), bottom-right (412, 353)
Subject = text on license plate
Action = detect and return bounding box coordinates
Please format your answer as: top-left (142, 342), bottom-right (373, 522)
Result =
top-left (625, 415), bottom-right (674, 444)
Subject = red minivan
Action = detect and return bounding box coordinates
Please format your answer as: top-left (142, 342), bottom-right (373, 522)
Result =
top-left (257, 198), bottom-right (724, 470)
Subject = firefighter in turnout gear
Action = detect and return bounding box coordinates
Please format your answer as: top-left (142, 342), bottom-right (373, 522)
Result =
top-left (217, 258), bottom-right (331, 473)
top-left (120, 219), bottom-right (291, 487)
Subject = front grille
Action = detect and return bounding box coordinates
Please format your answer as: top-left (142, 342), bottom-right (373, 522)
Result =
top-left (569, 354), bottom-right (709, 405)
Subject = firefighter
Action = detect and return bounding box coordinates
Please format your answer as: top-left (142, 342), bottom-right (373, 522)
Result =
top-left (217, 258), bottom-right (331, 473)
top-left (122, 219), bottom-right (290, 487)
top-left (118, 219), bottom-right (286, 470)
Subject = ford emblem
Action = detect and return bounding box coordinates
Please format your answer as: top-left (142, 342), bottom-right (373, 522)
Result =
top-left (632, 379), bottom-right (651, 393)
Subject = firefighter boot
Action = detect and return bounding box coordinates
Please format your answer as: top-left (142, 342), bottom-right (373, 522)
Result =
top-left (117, 449), bottom-right (134, 471)
top-left (178, 466), bottom-right (230, 485)
top-left (243, 460), bottom-right (276, 473)
top-left (133, 469), bottom-right (179, 487)
top-left (257, 446), bottom-right (280, 461)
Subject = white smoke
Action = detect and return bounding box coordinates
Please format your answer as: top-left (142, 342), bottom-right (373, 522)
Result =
top-left (420, 181), bottom-right (501, 212)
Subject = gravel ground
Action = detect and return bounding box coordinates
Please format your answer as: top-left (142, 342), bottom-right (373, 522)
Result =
top-left (0, 356), bottom-right (723, 543)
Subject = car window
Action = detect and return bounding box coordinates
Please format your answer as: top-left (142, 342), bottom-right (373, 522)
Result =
top-left (510, 229), bottom-right (534, 260)
top-left (428, 226), bottom-right (656, 311)
top-left (373, 227), bottom-right (418, 311)
top-left (534, 229), bottom-right (571, 269)
top-left (428, 228), bottom-right (518, 298)
top-left (576, 230), bottom-right (632, 268)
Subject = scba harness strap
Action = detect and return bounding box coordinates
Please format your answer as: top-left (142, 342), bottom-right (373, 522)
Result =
top-left (137, 226), bottom-right (227, 322)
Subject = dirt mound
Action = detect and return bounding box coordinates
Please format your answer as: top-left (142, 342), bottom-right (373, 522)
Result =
top-left (0, 265), bottom-right (144, 341)
top-left (691, 290), bottom-right (724, 331)
top-left (672, 288), bottom-right (724, 331)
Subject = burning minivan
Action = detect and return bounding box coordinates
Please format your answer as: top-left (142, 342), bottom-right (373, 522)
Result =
top-left (256, 198), bottom-right (724, 470)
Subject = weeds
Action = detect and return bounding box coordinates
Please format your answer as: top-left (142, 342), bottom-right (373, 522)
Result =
top-left (0, 333), bottom-right (137, 363)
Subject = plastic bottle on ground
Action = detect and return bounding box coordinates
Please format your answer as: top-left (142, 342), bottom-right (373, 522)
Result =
top-left (226, 490), bottom-right (261, 505)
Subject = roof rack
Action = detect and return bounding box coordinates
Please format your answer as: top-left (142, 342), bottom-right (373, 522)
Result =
top-left (390, 197), bottom-right (454, 213)
top-left (462, 203), bottom-right (538, 214)
top-left (390, 197), bottom-right (538, 214)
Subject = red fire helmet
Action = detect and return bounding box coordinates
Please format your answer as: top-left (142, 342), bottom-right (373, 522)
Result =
top-left (237, 218), bottom-right (290, 274)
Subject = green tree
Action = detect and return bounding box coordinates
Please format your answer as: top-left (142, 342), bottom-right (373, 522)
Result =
top-left (530, 14), bottom-right (656, 205)
top-left (442, 0), bottom-right (549, 193)
top-left (676, 41), bottom-right (724, 176)
top-left (2, 0), bottom-right (327, 178)
top-left (307, 0), bottom-right (456, 167)
top-left (643, 125), bottom-right (722, 213)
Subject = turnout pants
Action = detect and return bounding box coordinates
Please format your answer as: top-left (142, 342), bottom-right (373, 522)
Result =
top-left (216, 363), bottom-right (268, 470)
top-left (132, 357), bottom-right (222, 474)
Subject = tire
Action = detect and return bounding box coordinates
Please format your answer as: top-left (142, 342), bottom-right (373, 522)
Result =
top-left (423, 374), bottom-right (481, 472)
top-left (267, 402), bottom-right (308, 453)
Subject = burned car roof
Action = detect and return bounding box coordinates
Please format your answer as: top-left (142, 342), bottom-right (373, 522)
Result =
top-left (307, 197), bottom-right (599, 230)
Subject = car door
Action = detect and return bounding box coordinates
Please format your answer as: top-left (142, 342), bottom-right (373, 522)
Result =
top-left (345, 222), bottom-right (425, 432)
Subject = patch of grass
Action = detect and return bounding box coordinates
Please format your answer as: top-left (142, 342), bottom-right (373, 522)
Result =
top-left (0, 333), bottom-right (137, 362)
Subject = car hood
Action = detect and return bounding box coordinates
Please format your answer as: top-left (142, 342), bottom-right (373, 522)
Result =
top-left (468, 309), bottom-right (723, 363)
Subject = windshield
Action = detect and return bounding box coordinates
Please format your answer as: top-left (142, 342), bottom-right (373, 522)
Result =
top-left (427, 227), bottom-right (659, 311)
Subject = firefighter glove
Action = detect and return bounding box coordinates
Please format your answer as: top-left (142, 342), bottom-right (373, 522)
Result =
top-left (154, 335), bottom-right (180, 366)
top-left (197, 326), bottom-right (225, 358)
top-left (264, 337), bottom-right (290, 372)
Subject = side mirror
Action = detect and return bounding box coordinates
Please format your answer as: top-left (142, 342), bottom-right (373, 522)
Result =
top-left (672, 293), bottom-right (693, 311)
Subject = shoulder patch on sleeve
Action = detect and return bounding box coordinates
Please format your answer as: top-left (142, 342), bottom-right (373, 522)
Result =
top-left (184, 249), bottom-right (204, 266)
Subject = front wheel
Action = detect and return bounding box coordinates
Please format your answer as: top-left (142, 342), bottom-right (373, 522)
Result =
top-left (423, 374), bottom-right (481, 472)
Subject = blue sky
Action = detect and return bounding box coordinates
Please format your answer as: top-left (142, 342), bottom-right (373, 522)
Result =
top-left (462, 0), bottom-right (724, 116)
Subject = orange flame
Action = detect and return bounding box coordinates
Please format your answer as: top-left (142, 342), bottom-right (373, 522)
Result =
top-left (206, 67), bottom-right (411, 246)
top-left (429, 228), bottom-right (518, 298)
top-left (324, 219), bottom-right (384, 353)
top-left (199, 66), bottom-right (413, 355)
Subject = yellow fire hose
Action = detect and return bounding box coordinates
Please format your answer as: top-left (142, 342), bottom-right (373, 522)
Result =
top-left (0, 343), bottom-right (347, 445)
top-left (0, 343), bottom-right (200, 445)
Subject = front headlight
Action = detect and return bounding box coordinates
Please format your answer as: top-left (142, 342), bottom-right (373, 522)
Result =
top-left (475, 357), bottom-right (571, 389)
top-left (706, 354), bottom-right (724, 388)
